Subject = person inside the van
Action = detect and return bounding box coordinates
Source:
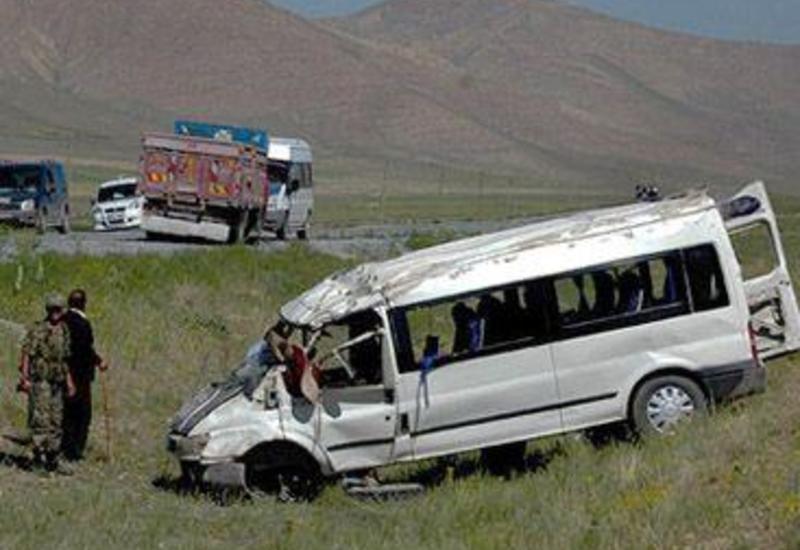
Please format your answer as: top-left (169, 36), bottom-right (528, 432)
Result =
top-left (451, 302), bottom-right (481, 355)
top-left (347, 316), bottom-right (382, 385)
top-left (523, 283), bottom-right (549, 338)
top-left (617, 270), bottom-right (645, 314)
top-left (661, 257), bottom-right (682, 305)
top-left (591, 271), bottom-right (616, 318)
top-left (502, 288), bottom-right (527, 342)
top-left (263, 320), bottom-right (294, 366)
top-left (477, 294), bottom-right (504, 347)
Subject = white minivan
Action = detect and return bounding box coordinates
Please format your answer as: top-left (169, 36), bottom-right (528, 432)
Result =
top-left (264, 138), bottom-right (313, 240)
top-left (166, 183), bottom-right (799, 500)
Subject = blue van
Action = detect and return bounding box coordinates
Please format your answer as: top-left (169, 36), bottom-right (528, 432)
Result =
top-left (0, 161), bottom-right (70, 233)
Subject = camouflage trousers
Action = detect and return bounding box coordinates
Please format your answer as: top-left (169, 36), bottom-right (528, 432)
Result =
top-left (28, 380), bottom-right (65, 456)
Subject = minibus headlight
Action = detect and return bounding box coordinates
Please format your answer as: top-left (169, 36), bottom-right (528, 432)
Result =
top-left (20, 199), bottom-right (35, 212)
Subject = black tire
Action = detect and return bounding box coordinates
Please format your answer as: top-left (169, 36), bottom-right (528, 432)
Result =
top-left (480, 441), bottom-right (527, 477)
top-left (276, 222), bottom-right (287, 241)
top-left (297, 213), bottom-right (311, 241)
top-left (228, 212), bottom-right (247, 244)
top-left (631, 375), bottom-right (707, 436)
top-left (57, 203), bottom-right (70, 234)
top-left (36, 208), bottom-right (47, 234)
top-left (245, 209), bottom-right (265, 244)
top-left (244, 447), bottom-right (322, 503)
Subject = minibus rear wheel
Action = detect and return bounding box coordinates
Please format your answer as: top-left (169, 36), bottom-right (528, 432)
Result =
top-left (631, 375), bottom-right (707, 436)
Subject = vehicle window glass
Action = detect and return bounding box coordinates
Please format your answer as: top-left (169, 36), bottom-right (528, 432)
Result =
top-left (397, 282), bottom-right (550, 373)
top-left (554, 251), bottom-right (688, 333)
top-left (268, 161), bottom-right (289, 185)
top-left (98, 184), bottom-right (137, 203)
top-left (313, 311), bottom-right (383, 388)
top-left (0, 166), bottom-right (41, 192)
top-left (685, 245), bottom-right (730, 312)
top-left (287, 163), bottom-right (301, 186)
top-left (729, 223), bottom-right (779, 281)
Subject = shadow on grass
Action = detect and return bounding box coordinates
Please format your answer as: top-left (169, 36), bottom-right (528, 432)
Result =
top-left (0, 450), bottom-right (33, 471)
top-left (150, 443), bottom-right (569, 505)
top-left (387, 444), bottom-right (568, 489)
top-left (151, 473), bottom-right (247, 506)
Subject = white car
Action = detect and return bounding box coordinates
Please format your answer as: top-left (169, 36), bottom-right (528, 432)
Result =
top-left (166, 182), bottom-right (799, 501)
top-left (92, 177), bottom-right (143, 231)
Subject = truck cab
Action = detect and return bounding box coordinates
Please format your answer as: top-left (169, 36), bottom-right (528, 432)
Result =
top-left (0, 161), bottom-right (70, 233)
top-left (265, 138), bottom-right (313, 240)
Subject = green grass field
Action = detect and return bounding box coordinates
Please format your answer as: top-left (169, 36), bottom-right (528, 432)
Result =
top-left (0, 195), bottom-right (799, 549)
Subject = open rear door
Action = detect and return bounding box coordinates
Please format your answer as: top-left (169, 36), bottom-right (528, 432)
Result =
top-left (722, 182), bottom-right (800, 360)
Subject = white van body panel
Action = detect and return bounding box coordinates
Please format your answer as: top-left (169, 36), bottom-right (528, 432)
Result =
top-left (395, 343), bottom-right (561, 460)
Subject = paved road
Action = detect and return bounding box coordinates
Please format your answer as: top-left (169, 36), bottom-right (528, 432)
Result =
top-left (0, 217), bottom-right (542, 262)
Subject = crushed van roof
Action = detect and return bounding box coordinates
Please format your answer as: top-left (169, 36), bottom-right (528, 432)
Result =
top-left (281, 190), bottom-right (717, 329)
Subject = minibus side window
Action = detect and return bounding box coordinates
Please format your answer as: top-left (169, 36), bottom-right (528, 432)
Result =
top-left (685, 245), bottom-right (729, 312)
top-left (553, 251), bottom-right (689, 335)
top-left (392, 281), bottom-right (552, 373)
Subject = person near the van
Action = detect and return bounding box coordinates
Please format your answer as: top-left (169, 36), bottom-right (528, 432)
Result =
top-left (62, 289), bottom-right (107, 461)
top-left (18, 294), bottom-right (75, 475)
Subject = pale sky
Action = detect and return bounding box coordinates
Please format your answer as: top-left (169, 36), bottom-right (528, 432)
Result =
top-left (267, 0), bottom-right (800, 44)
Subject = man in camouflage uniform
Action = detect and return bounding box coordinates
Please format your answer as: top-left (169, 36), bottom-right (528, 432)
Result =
top-left (18, 294), bottom-right (75, 475)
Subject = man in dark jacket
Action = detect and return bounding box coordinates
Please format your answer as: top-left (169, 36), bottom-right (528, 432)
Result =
top-left (62, 289), bottom-right (107, 461)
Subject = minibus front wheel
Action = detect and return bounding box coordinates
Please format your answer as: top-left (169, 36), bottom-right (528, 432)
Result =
top-left (243, 443), bottom-right (323, 503)
top-left (631, 375), bottom-right (708, 436)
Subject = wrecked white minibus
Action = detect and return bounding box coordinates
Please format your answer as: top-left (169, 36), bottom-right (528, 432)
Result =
top-left (166, 182), bottom-right (799, 500)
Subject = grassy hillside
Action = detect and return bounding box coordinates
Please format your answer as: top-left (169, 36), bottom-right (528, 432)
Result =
top-left (0, 198), bottom-right (799, 548)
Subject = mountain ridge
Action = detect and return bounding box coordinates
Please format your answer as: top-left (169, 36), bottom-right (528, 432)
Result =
top-left (0, 0), bottom-right (797, 191)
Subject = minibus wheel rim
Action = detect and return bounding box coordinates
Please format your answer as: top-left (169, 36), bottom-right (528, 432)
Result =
top-left (645, 385), bottom-right (695, 433)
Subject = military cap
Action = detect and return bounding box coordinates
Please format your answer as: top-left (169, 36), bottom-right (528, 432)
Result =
top-left (45, 293), bottom-right (66, 310)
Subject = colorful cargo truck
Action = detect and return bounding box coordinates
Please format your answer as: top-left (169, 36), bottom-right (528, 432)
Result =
top-left (139, 122), bottom-right (269, 243)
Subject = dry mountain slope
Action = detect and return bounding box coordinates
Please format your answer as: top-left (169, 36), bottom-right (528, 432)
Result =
top-left (335, 0), bottom-right (800, 190)
top-left (0, 0), bottom-right (797, 192)
top-left (0, 0), bottom-right (512, 164)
